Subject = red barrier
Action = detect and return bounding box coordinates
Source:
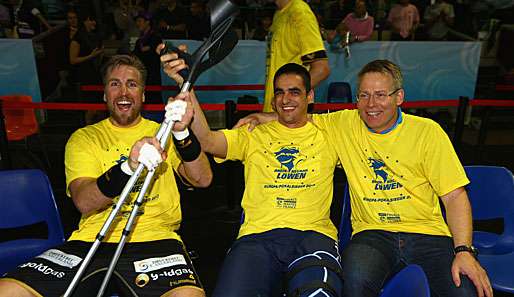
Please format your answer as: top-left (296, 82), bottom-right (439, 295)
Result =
top-left (469, 99), bottom-right (514, 107)
top-left (2, 99), bottom-right (513, 111)
top-left (80, 84), bottom-right (265, 92)
top-left (0, 102), bottom-right (226, 111)
top-left (495, 85), bottom-right (514, 92)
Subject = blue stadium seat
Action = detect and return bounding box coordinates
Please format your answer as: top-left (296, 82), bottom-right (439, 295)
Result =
top-left (0, 169), bottom-right (65, 275)
top-left (379, 264), bottom-right (430, 297)
top-left (464, 165), bottom-right (514, 294)
top-left (327, 82), bottom-right (353, 103)
top-left (477, 252), bottom-right (514, 293)
top-left (464, 165), bottom-right (514, 255)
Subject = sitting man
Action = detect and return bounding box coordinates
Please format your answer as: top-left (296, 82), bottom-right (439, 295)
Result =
top-left (0, 54), bottom-right (212, 297)
top-left (235, 59), bottom-right (493, 297)
top-left (160, 47), bottom-right (344, 297)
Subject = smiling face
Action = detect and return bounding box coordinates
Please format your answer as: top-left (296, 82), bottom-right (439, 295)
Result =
top-left (272, 73), bottom-right (312, 128)
top-left (357, 72), bottom-right (404, 133)
top-left (104, 65), bottom-right (145, 127)
top-left (83, 17), bottom-right (97, 32)
top-left (66, 11), bottom-right (78, 28)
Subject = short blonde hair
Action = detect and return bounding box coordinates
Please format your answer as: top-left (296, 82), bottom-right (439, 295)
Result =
top-left (357, 59), bottom-right (403, 91)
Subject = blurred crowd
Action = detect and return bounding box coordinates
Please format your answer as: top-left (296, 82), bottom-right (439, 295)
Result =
top-left (0, 0), bottom-right (512, 111)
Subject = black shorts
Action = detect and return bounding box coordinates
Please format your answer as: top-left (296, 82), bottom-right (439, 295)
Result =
top-left (3, 239), bottom-right (203, 297)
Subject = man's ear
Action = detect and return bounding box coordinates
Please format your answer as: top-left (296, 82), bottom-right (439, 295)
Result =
top-left (142, 93), bottom-right (145, 102)
top-left (103, 94), bottom-right (107, 102)
top-left (307, 89), bottom-right (314, 105)
top-left (395, 89), bottom-right (405, 106)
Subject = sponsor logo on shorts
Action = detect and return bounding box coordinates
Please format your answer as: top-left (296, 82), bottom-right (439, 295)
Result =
top-left (19, 262), bottom-right (65, 278)
top-left (150, 268), bottom-right (194, 281)
top-left (36, 249), bottom-right (82, 268)
top-left (134, 254), bottom-right (187, 273)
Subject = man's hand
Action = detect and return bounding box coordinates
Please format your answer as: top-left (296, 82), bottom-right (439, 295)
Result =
top-left (157, 43), bottom-right (188, 85)
top-left (452, 252), bottom-right (493, 297)
top-left (233, 112), bottom-right (277, 130)
top-left (165, 92), bottom-right (193, 132)
top-left (128, 137), bottom-right (167, 172)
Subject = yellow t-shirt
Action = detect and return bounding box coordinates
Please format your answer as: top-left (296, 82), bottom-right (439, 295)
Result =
top-left (217, 121), bottom-right (339, 240)
top-left (313, 110), bottom-right (469, 237)
top-left (263, 0), bottom-right (326, 112)
top-left (65, 118), bottom-right (183, 243)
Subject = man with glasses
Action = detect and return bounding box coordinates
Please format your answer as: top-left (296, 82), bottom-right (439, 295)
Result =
top-left (237, 59), bottom-right (492, 297)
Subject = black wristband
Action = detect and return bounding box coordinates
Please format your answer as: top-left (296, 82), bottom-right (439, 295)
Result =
top-left (96, 163), bottom-right (131, 198)
top-left (173, 130), bottom-right (201, 162)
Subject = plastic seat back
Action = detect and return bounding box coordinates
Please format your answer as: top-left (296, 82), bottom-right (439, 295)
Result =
top-left (327, 82), bottom-right (352, 103)
top-left (379, 264), bottom-right (431, 297)
top-left (464, 165), bottom-right (514, 254)
top-left (0, 95), bottom-right (39, 141)
top-left (338, 183), bottom-right (352, 251)
top-left (478, 252), bottom-right (514, 293)
top-left (0, 169), bottom-right (65, 275)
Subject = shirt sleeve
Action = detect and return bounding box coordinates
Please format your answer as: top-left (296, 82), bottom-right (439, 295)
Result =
top-left (64, 130), bottom-right (103, 196)
top-left (422, 121), bottom-right (469, 197)
top-left (213, 127), bottom-right (249, 163)
top-left (292, 7), bottom-right (326, 58)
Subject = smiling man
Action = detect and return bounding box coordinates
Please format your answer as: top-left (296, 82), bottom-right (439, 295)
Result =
top-left (0, 55), bottom-right (212, 297)
top-left (237, 59), bottom-right (493, 297)
top-left (161, 56), bottom-right (343, 296)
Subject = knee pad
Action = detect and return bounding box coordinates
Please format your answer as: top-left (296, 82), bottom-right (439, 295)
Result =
top-left (285, 251), bottom-right (343, 297)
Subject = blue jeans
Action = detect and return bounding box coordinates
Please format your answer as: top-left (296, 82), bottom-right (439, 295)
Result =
top-left (212, 228), bottom-right (341, 297)
top-left (342, 230), bottom-right (477, 297)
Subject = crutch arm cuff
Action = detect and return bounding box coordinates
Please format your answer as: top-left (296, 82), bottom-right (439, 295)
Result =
top-left (96, 163), bottom-right (131, 198)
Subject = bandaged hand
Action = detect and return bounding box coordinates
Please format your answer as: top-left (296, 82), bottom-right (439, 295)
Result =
top-left (137, 143), bottom-right (163, 171)
top-left (165, 99), bottom-right (187, 123)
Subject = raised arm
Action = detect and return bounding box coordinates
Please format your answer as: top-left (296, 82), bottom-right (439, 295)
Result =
top-left (167, 95), bottom-right (213, 187)
top-left (158, 43), bottom-right (228, 158)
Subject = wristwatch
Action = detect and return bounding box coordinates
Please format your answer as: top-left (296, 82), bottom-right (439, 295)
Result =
top-left (454, 245), bottom-right (478, 258)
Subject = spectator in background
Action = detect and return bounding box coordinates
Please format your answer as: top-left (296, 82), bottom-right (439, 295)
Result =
top-left (424, 0), bottom-right (455, 40)
top-left (186, 0), bottom-right (209, 40)
top-left (252, 14), bottom-right (272, 41)
top-left (327, 0), bottom-right (374, 47)
top-left (263, 0), bottom-right (330, 112)
top-left (153, 0), bottom-right (187, 39)
top-left (113, 0), bottom-right (143, 53)
top-left (69, 11), bottom-right (104, 124)
top-left (65, 8), bottom-right (79, 40)
top-left (133, 11), bottom-right (162, 103)
top-left (0, 2), bottom-right (11, 37)
top-left (50, 8), bottom-right (80, 99)
top-left (372, 0), bottom-right (387, 30)
top-left (387, 0), bottom-right (420, 41)
top-left (325, 0), bottom-right (352, 30)
top-left (8, 0), bottom-right (52, 38)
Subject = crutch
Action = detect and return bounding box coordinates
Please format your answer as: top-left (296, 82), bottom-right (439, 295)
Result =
top-left (63, 1), bottom-right (239, 295)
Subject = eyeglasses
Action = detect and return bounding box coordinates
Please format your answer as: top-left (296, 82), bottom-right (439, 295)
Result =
top-left (356, 88), bottom-right (401, 102)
